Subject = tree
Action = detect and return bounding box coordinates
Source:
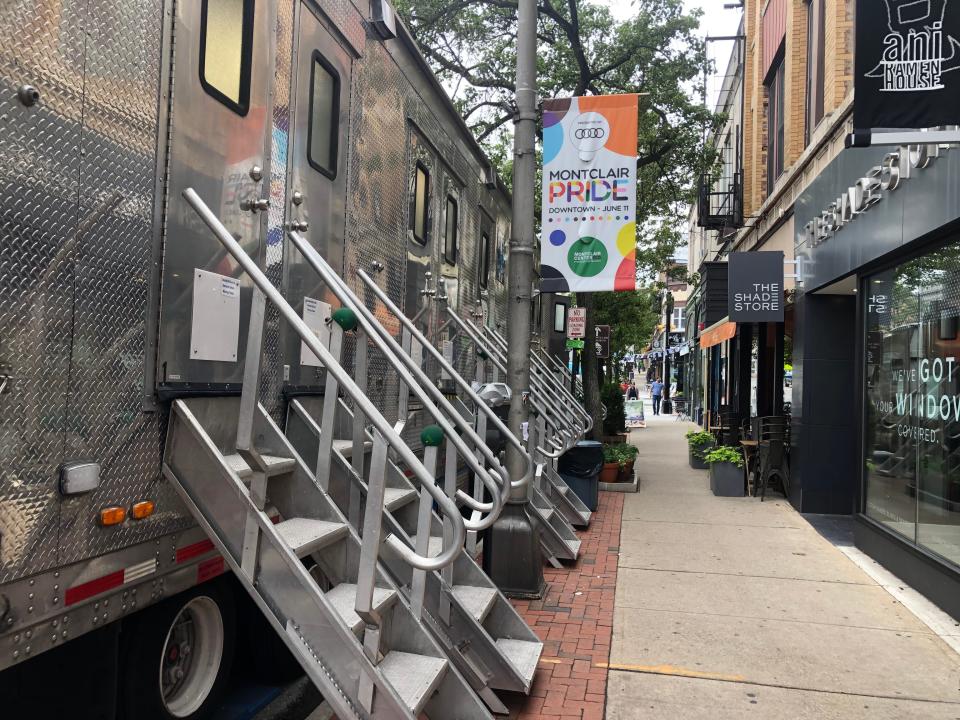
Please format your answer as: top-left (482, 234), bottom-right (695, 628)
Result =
top-left (593, 285), bottom-right (659, 381)
top-left (396, 0), bottom-right (716, 435)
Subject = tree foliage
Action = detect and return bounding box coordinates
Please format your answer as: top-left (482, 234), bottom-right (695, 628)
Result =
top-left (397, 0), bottom-right (714, 270)
top-left (395, 0), bottom-right (715, 435)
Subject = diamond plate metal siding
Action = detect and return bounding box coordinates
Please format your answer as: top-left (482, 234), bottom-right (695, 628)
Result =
top-left (0, 0), bottom-right (87, 583)
top-left (58, 0), bottom-right (186, 568)
top-left (260, 0), bottom-right (296, 423)
top-left (0, 0), bottom-right (512, 587)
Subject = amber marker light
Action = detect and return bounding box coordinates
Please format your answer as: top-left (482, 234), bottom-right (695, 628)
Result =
top-left (131, 500), bottom-right (155, 520)
top-left (99, 506), bottom-right (126, 526)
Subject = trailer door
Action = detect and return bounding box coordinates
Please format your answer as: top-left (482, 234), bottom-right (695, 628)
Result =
top-left (155, 0), bottom-right (276, 394)
top-left (283, 3), bottom-right (352, 391)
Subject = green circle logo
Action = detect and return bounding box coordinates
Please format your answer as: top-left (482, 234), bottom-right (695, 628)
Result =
top-left (567, 236), bottom-right (608, 277)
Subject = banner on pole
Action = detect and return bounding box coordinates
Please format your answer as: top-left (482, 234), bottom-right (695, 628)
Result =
top-left (540, 94), bottom-right (638, 293)
top-left (853, 0), bottom-right (960, 129)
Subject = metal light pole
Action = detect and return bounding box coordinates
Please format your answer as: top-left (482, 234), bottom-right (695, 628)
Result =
top-left (662, 291), bottom-right (674, 415)
top-left (483, 0), bottom-right (545, 598)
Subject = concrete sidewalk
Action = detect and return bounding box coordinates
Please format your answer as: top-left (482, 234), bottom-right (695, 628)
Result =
top-left (606, 414), bottom-right (960, 719)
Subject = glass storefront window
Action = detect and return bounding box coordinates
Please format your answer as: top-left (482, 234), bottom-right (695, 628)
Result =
top-left (863, 240), bottom-right (960, 566)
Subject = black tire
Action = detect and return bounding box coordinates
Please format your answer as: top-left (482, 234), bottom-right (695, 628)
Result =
top-left (119, 579), bottom-right (236, 720)
top-left (236, 589), bottom-right (303, 683)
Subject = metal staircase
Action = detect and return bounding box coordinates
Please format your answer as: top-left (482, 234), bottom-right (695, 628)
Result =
top-left (444, 310), bottom-right (593, 562)
top-left (281, 230), bottom-right (545, 709)
top-left (162, 189), bottom-right (496, 720)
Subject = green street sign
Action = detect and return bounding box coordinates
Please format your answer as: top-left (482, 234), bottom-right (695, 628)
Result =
top-left (566, 338), bottom-right (585, 349)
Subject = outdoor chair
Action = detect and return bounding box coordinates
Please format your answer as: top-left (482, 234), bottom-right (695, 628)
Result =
top-left (758, 436), bottom-right (791, 501)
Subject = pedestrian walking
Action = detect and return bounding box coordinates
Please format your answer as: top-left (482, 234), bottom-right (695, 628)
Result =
top-left (626, 384), bottom-right (638, 400)
top-left (651, 377), bottom-right (664, 415)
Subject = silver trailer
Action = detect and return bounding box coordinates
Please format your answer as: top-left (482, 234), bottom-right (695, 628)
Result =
top-left (0, 0), bottom-right (585, 718)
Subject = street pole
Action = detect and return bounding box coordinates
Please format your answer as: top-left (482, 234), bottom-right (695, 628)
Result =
top-left (662, 291), bottom-right (673, 415)
top-left (483, 0), bottom-right (545, 597)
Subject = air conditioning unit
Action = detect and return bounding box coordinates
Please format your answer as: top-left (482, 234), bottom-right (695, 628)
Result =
top-left (370, 0), bottom-right (397, 39)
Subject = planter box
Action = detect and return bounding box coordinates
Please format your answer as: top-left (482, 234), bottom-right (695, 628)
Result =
top-left (688, 442), bottom-right (713, 470)
top-left (710, 461), bottom-right (745, 497)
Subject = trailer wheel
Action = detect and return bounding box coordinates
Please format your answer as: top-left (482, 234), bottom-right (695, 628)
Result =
top-left (120, 581), bottom-right (236, 720)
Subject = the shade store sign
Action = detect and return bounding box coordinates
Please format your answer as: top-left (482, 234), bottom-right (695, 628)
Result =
top-left (728, 251), bottom-right (784, 322)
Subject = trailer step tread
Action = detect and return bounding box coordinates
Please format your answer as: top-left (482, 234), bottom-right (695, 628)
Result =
top-left (332, 439), bottom-right (373, 458)
top-left (384, 487), bottom-right (418, 511)
top-left (380, 651), bottom-right (448, 715)
top-left (495, 638), bottom-right (542, 685)
top-left (452, 585), bottom-right (498, 623)
top-left (224, 453), bottom-right (296, 479)
top-left (325, 583), bottom-right (397, 635)
top-left (275, 518), bottom-right (348, 557)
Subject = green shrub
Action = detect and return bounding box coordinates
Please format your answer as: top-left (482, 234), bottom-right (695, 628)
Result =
top-left (602, 443), bottom-right (638, 466)
top-left (601, 382), bottom-right (626, 436)
top-left (685, 429), bottom-right (715, 459)
top-left (703, 445), bottom-right (744, 468)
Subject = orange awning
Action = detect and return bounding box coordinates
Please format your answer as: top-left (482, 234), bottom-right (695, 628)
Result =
top-left (699, 321), bottom-right (737, 349)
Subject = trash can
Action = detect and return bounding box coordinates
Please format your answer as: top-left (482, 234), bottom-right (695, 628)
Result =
top-left (557, 440), bottom-right (603, 511)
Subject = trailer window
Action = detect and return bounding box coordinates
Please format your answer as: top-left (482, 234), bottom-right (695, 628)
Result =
top-left (479, 230), bottom-right (490, 289)
top-left (411, 164), bottom-right (430, 245)
top-left (444, 195), bottom-right (458, 265)
top-left (308, 53), bottom-right (340, 179)
top-left (199, 0), bottom-right (255, 116)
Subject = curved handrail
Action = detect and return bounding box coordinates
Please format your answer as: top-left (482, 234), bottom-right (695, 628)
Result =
top-left (355, 267), bottom-right (533, 491)
top-left (182, 188), bottom-right (463, 572)
top-left (469, 320), bottom-right (585, 445)
top-left (484, 325), bottom-right (593, 433)
top-left (452, 312), bottom-right (582, 449)
top-left (445, 308), bottom-right (580, 453)
top-left (287, 231), bottom-right (507, 529)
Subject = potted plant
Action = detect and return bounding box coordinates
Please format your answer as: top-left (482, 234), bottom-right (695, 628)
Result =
top-left (616, 444), bottom-right (639, 482)
top-left (685, 429), bottom-right (715, 470)
top-left (704, 446), bottom-right (745, 497)
top-left (601, 444), bottom-right (621, 483)
top-left (600, 382), bottom-right (627, 443)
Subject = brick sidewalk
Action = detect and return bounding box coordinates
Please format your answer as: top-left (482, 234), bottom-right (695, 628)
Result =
top-left (504, 491), bottom-right (625, 720)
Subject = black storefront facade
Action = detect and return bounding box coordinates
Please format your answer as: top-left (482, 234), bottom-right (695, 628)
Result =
top-left (793, 141), bottom-right (960, 620)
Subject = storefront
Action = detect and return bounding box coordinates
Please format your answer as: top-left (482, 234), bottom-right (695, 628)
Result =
top-left (794, 141), bottom-right (960, 619)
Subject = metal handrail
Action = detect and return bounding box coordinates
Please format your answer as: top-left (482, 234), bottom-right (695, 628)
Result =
top-left (287, 231), bottom-right (508, 528)
top-left (354, 267), bottom-right (533, 491)
top-left (445, 309), bottom-right (582, 452)
top-left (484, 325), bottom-right (593, 433)
top-left (478, 323), bottom-right (587, 440)
top-left (446, 309), bottom-right (581, 449)
top-left (182, 188), bottom-right (464, 572)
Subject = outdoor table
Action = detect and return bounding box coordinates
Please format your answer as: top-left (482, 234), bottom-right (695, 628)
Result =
top-left (740, 440), bottom-right (759, 497)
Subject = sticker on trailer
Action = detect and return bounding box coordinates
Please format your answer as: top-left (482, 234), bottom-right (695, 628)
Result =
top-left (190, 269), bottom-right (241, 363)
top-left (440, 339), bottom-right (454, 380)
top-left (300, 296), bottom-right (332, 367)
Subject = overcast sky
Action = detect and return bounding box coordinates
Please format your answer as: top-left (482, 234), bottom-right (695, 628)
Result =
top-left (600, 0), bottom-right (743, 107)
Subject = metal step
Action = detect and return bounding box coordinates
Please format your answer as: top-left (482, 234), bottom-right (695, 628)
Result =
top-left (530, 485), bottom-right (580, 563)
top-left (325, 583), bottom-right (397, 635)
top-left (287, 397), bottom-right (544, 700)
top-left (380, 651), bottom-right (448, 716)
top-left (452, 585), bottom-right (498, 623)
top-left (332, 438), bottom-right (373, 458)
top-left (224, 453), bottom-right (296, 478)
top-left (541, 465), bottom-right (591, 528)
top-left (274, 518), bottom-right (348, 558)
top-left (495, 639), bottom-right (541, 686)
top-left (384, 486), bottom-right (418, 511)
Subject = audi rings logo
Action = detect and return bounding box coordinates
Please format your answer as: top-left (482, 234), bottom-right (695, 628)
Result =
top-left (574, 127), bottom-right (606, 139)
